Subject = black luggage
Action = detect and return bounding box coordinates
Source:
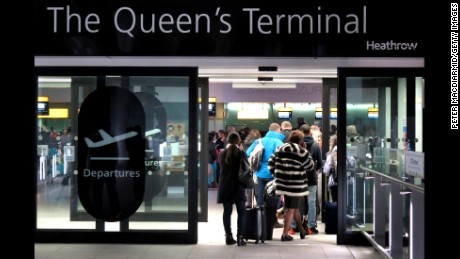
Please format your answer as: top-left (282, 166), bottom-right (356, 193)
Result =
top-left (243, 205), bottom-right (267, 243)
top-left (322, 201), bottom-right (338, 234)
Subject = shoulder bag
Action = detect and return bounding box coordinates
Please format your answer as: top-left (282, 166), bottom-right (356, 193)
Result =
top-left (239, 151), bottom-right (255, 189)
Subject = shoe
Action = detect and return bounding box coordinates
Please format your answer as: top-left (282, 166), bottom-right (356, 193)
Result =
top-left (273, 222), bottom-right (284, 228)
top-left (289, 228), bottom-right (295, 235)
top-left (307, 227), bottom-right (319, 235)
top-left (237, 235), bottom-right (247, 246)
top-left (281, 235), bottom-right (293, 241)
top-left (299, 230), bottom-right (307, 239)
top-left (226, 234), bottom-right (236, 245)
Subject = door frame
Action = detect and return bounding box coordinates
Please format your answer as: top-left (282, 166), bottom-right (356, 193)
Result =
top-left (35, 66), bottom-right (200, 244)
top-left (336, 67), bottom-right (425, 245)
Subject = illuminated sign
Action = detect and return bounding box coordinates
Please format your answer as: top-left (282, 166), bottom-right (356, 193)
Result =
top-left (78, 87), bottom-right (146, 222)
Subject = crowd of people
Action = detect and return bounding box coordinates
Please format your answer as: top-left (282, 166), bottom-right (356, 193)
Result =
top-left (37, 125), bottom-right (73, 176)
top-left (212, 121), bottom-right (339, 244)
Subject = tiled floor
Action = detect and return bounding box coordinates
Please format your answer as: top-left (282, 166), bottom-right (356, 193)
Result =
top-left (35, 189), bottom-right (384, 259)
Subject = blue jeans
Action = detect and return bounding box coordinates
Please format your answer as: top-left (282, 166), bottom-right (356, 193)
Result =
top-left (307, 185), bottom-right (318, 228)
top-left (256, 177), bottom-right (273, 206)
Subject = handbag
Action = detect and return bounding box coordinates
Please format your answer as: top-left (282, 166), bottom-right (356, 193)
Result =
top-left (328, 168), bottom-right (337, 187)
top-left (324, 151), bottom-right (337, 187)
top-left (239, 151), bottom-right (255, 189)
top-left (264, 179), bottom-right (277, 197)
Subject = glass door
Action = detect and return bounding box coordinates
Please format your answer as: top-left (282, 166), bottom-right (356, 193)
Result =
top-left (35, 67), bottom-right (199, 244)
top-left (337, 68), bottom-right (424, 245)
top-left (197, 77), bottom-right (210, 222)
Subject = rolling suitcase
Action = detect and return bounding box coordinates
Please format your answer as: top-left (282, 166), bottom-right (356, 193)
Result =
top-left (243, 205), bottom-right (267, 243)
top-left (323, 201), bottom-right (338, 234)
top-left (243, 189), bottom-right (267, 243)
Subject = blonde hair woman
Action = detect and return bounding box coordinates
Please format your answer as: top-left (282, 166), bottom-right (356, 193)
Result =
top-left (243, 128), bottom-right (261, 151)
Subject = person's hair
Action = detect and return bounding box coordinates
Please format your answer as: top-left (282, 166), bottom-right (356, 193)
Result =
top-left (281, 121), bottom-right (292, 130)
top-left (244, 129), bottom-right (261, 144)
top-left (225, 132), bottom-right (241, 164)
top-left (252, 129), bottom-right (262, 138)
top-left (227, 126), bottom-right (236, 133)
top-left (288, 130), bottom-right (304, 144)
top-left (317, 132), bottom-right (322, 140)
top-left (218, 129), bottom-right (227, 139)
top-left (269, 122), bottom-right (281, 132)
top-left (209, 132), bottom-right (216, 141)
top-left (299, 124), bottom-right (311, 136)
top-left (330, 134), bottom-right (338, 150)
top-left (312, 130), bottom-right (321, 142)
top-left (310, 124), bottom-right (319, 132)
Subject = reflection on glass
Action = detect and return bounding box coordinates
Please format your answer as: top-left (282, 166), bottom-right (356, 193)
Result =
top-left (130, 78), bottom-right (190, 229)
top-left (344, 75), bottom-right (424, 244)
top-left (345, 77), bottom-right (404, 233)
top-left (37, 76), bottom-right (96, 229)
top-left (36, 75), bottom-right (191, 231)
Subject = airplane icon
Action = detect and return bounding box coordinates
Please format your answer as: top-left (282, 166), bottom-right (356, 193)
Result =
top-left (85, 129), bottom-right (138, 148)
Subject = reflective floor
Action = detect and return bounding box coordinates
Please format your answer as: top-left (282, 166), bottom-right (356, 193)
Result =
top-left (35, 189), bottom-right (384, 259)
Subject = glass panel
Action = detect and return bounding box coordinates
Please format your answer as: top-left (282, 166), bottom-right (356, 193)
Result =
top-left (127, 76), bottom-right (190, 230)
top-left (37, 76), bottom-right (97, 229)
top-left (330, 87), bottom-right (338, 140)
top-left (197, 84), bottom-right (203, 216)
top-left (344, 77), bottom-right (406, 233)
top-left (414, 77), bottom-right (424, 183)
top-left (344, 75), bottom-right (425, 255)
top-left (37, 75), bottom-right (192, 231)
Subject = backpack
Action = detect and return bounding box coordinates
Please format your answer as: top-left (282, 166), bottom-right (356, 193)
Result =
top-left (249, 138), bottom-right (264, 171)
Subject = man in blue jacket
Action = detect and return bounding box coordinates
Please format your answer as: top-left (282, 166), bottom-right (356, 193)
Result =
top-left (246, 122), bottom-right (285, 207)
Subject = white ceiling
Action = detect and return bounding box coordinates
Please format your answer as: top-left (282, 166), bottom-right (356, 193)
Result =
top-left (35, 56), bottom-right (424, 83)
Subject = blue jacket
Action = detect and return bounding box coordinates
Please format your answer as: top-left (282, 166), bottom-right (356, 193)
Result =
top-left (246, 130), bottom-right (285, 179)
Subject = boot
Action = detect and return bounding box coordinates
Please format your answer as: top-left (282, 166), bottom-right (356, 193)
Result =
top-left (226, 234), bottom-right (236, 245)
top-left (294, 210), bottom-right (307, 239)
top-left (237, 235), bottom-right (247, 246)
